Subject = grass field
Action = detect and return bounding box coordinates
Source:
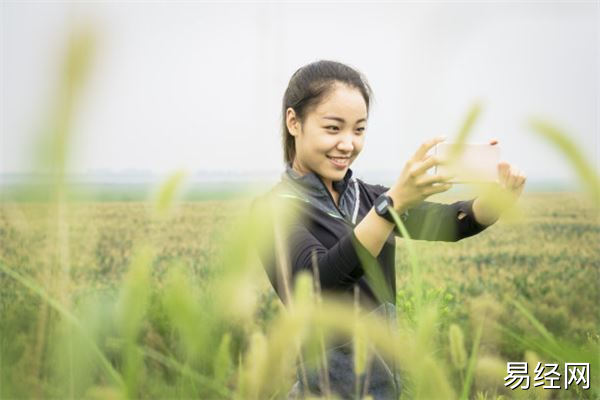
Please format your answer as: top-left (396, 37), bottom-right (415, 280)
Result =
top-left (3, 22), bottom-right (598, 398)
top-left (0, 191), bottom-right (598, 399)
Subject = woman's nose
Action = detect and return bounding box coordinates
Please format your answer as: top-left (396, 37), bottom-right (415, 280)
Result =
top-left (337, 133), bottom-right (354, 152)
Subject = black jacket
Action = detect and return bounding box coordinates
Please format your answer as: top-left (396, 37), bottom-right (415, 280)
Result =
top-left (252, 164), bottom-right (489, 311)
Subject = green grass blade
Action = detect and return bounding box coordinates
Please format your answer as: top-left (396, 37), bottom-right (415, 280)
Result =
top-left (0, 262), bottom-right (125, 390)
top-left (154, 170), bottom-right (187, 218)
top-left (529, 118), bottom-right (600, 205)
top-left (389, 207), bottom-right (423, 313)
top-left (459, 322), bottom-right (483, 400)
top-left (140, 345), bottom-right (232, 398)
top-left (449, 101), bottom-right (483, 160)
top-left (510, 299), bottom-right (558, 347)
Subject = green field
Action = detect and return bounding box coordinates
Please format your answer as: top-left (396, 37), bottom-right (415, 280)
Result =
top-left (0, 191), bottom-right (598, 399)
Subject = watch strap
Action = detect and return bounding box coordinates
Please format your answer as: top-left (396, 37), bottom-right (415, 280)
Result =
top-left (374, 194), bottom-right (395, 223)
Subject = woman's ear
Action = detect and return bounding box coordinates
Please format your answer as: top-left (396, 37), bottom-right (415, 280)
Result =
top-left (286, 107), bottom-right (301, 137)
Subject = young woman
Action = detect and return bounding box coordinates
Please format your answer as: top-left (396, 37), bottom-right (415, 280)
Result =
top-left (253, 60), bottom-right (526, 399)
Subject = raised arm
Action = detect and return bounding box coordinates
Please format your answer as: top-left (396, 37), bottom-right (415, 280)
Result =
top-left (287, 223), bottom-right (366, 287)
top-left (354, 136), bottom-right (463, 255)
top-left (391, 198), bottom-right (488, 241)
top-left (251, 195), bottom-right (372, 301)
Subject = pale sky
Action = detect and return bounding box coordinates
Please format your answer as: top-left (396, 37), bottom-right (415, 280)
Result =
top-left (1, 1), bottom-right (598, 184)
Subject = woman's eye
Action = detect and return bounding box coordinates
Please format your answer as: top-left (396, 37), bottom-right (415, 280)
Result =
top-left (356, 127), bottom-right (366, 134)
top-left (325, 126), bottom-right (340, 132)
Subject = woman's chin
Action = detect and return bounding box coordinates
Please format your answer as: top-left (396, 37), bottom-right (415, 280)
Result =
top-left (322, 168), bottom-right (347, 182)
top-left (316, 160), bottom-right (351, 182)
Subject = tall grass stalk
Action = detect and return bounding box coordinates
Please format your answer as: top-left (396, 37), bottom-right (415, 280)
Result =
top-left (389, 208), bottom-right (423, 316)
top-left (0, 262), bottom-right (125, 391)
top-left (447, 101), bottom-right (483, 161)
top-left (312, 251), bottom-right (332, 398)
top-left (2, 24), bottom-right (598, 400)
top-left (529, 117), bottom-right (600, 206)
top-left (459, 321), bottom-right (483, 400)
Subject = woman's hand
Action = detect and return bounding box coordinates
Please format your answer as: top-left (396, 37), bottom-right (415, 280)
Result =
top-left (387, 136), bottom-right (454, 212)
top-left (472, 139), bottom-right (527, 225)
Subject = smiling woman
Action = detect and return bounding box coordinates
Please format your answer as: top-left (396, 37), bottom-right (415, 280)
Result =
top-left (252, 60), bottom-right (525, 399)
top-left (286, 82), bottom-right (368, 205)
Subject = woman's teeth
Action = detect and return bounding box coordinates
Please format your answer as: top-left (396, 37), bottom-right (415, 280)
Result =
top-left (328, 156), bottom-right (349, 167)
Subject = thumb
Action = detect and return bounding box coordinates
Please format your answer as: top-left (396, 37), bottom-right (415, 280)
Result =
top-left (498, 162), bottom-right (510, 186)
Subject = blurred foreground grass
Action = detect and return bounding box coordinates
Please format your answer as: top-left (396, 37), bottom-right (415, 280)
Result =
top-left (1, 26), bottom-right (598, 400)
top-left (1, 191), bottom-right (598, 398)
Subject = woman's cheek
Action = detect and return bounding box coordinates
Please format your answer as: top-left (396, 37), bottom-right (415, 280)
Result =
top-left (354, 139), bottom-right (364, 155)
top-left (319, 136), bottom-right (338, 152)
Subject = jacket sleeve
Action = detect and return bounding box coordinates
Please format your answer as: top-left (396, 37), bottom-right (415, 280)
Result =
top-left (368, 183), bottom-right (490, 241)
top-left (286, 222), bottom-right (366, 288)
top-left (250, 195), bottom-right (368, 303)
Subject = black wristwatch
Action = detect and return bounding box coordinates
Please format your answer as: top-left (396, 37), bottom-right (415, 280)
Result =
top-left (374, 194), bottom-right (395, 223)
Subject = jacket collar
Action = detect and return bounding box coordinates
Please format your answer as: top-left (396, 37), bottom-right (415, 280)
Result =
top-left (277, 163), bottom-right (359, 223)
top-left (282, 163), bottom-right (354, 197)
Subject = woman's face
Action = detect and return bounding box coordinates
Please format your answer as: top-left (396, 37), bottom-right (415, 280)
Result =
top-left (287, 83), bottom-right (368, 188)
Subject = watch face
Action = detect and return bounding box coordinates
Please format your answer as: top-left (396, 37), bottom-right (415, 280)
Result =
top-left (376, 195), bottom-right (390, 215)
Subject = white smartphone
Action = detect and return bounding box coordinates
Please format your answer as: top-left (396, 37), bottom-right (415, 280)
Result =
top-left (434, 143), bottom-right (500, 183)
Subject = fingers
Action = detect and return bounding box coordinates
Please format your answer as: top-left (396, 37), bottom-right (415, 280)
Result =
top-left (498, 162), bottom-right (510, 187)
top-left (517, 171), bottom-right (527, 187)
top-left (498, 161), bottom-right (510, 175)
top-left (409, 155), bottom-right (443, 177)
top-left (498, 162), bottom-right (527, 191)
top-left (511, 168), bottom-right (526, 189)
top-left (507, 168), bottom-right (518, 188)
top-left (508, 166), bottom-right (526, 189)
top-left (423, 182), bottom-right (452, 196)
top-left (415, 173), bottom-right (454, 187)
top-left (412, 136), bottom-right (446, 162)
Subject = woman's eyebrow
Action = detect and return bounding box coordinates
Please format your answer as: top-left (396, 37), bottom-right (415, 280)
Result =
top-left (323, 116), bottom-right (367, 123)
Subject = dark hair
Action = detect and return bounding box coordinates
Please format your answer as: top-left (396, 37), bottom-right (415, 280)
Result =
top-left (281, 60), bottom-right (373, 165)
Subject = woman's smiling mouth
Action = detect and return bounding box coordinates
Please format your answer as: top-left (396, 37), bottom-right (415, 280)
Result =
top-left (327, 155), bottom-right (350, 168)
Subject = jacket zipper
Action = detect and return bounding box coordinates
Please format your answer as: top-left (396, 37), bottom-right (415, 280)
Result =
top-left (315, 175), bottom-right (353, 225)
